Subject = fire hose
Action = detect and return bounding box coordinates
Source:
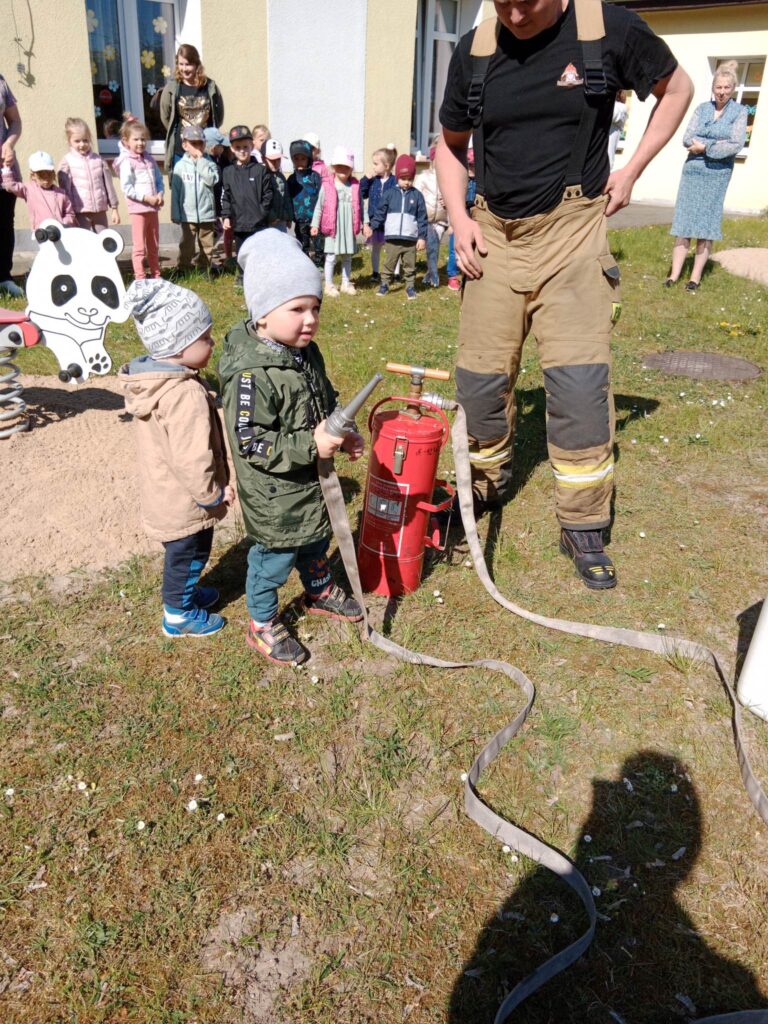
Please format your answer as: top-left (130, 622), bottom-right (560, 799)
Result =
top-left (317, 399), bottom-right (768, 1024)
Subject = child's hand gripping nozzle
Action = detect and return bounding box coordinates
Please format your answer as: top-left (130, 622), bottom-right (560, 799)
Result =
top-left (315, 373), bottom-right (383, 458)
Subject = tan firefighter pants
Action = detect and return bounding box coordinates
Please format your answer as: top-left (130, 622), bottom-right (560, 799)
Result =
top-left (455, 192), bottom-right (621, 530)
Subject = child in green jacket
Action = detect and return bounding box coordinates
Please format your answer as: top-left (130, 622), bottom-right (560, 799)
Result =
top-left (219, 228), bottom-right (363, 665)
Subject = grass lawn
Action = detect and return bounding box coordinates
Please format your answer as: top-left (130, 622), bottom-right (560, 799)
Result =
top-left (1, 217), bottom-right (767, 1023)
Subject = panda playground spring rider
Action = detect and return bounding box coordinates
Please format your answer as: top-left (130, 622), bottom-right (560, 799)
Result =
top-left (0, 219), bottom-right (129, 437)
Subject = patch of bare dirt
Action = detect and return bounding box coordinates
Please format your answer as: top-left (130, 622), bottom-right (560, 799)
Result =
top-left (712, 247), bottom-right (768, 287)
top-left (0, 374), bottom-right (240, 587)
top-left (0, 375), bottom-right (154, 583)
top-left (200, 907), bottom-right (312, 1023)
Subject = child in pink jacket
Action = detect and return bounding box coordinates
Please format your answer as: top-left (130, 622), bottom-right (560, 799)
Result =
top-left (2, 150), bottom-right (77, 231)
top-left (118, 120), bottom-right (164, 279)
top-left (58, 117), bottom-right (120, 233)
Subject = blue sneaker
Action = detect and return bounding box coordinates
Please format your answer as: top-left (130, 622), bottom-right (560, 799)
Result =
top-left (193, 585), bottom-right (220, 609)
top-left (406, 287), bottom-right (417, 300)
top-left (162, 606), bottom-right (225, 637)
top-left (376, 284), bottom-right (389, 297)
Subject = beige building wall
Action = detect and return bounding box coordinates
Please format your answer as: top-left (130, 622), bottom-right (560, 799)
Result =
top-left (364, 0), bottom-right (418, 168)
top-left (616, 4), bottom-right (768, 214)
top-left (200, 0), bottom-right (269, 131)
top-left (0, 0), bottom-right (95, 233)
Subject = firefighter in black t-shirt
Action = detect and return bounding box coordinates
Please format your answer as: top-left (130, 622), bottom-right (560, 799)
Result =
top-left (436, 0), bottom-right (692, 590)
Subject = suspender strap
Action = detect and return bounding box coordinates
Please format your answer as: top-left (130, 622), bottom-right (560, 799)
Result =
top-left (565, 0), bottom-right (607, 194)
top-left (467, 18), bottom-right (500, 199)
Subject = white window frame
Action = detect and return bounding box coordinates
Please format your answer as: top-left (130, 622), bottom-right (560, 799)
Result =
top-left (712, 55), bottom-right (765, 159)
top-left (95, 0), bottom-right (201, 159)
top-left (413, 0), bottom-right (463, 155)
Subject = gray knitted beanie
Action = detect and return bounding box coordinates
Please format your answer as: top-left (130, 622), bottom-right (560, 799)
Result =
top-left (238, 228), bottom-right (322, 323)
top-left (125, 279), bottom-right (212, 359)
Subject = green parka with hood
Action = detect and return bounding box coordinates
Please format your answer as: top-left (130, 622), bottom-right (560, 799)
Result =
top-left (218, 320), bottom-right (337, 548)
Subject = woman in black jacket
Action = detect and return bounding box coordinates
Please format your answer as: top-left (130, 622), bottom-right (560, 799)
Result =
top-left (159, 44), bottom-right (224, 180)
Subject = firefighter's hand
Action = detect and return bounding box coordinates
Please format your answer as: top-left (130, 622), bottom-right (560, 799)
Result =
top-left (341, 430), bottom-right (364, 461)
top-left (416, 238), bottom-right (426, 252)
top-left (603, 167), bottom-right (637, 216)
top-left (314, 421), bottom-right (344, 459)
top-left (453, 212), bottom-right (487, 279)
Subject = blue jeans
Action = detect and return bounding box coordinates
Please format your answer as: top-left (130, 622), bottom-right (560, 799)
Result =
top-left (425, 225), bottom-right (441, 284)
top-left (162, 527), bottom-right (213, 610)
top-left (447, 233), bottom-right (458, 278)
top-left (246, 536), bottom-right (332, 622)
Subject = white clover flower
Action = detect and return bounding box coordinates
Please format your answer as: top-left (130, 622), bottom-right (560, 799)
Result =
top-left (583, 834), bottom-right (592, 843)
top-left (592, 886), bottom-right (601, 897)
top-left (433, 589), bottom-right (441, 597)
top-left (657, 623), bottom-right (666, 630)
top-left (550, 913), bottom-right (560, 923)
top-left (217, 812), bottom-right (225, 822)
top-left (77, 781), bottom-right (87, 791)
top-left (460, 772), bottom-right (468, 782)
top-left (4, 787), bottom-right (15, 798)
top-left (194, 773), bottom-right (204, 783)
top-left (310, 675), bottom-right (319, 684)
top-left (502, 844), bottom-right (511, 854)
top-left (187, 799), bottom-right (198, 812)
top-left (136, 820), bottom-right (146, 831)
top-left (639, 531), bottom-right (646, 538)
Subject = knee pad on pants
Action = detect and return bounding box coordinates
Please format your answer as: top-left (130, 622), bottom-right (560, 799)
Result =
top-left (455, 366), bottom-right (509, 444)
top-left (543, 363), bottom-right (610, 450)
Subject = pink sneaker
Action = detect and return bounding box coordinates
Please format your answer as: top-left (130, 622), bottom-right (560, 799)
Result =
top-left (447, 277), bottom-right (461, 291)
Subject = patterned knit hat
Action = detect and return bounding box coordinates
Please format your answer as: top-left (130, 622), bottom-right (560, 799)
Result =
top-left (125, 279), bottom-right (212, 359)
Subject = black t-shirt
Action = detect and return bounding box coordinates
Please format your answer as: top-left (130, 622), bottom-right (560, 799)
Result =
top-left (173, 83), bottom-right (212, 156)
top-left (439, 2), bottom-right (677, 219)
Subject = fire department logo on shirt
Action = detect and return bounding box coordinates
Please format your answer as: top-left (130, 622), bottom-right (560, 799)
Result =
top-left (557, 63), bottom-right (584, 87)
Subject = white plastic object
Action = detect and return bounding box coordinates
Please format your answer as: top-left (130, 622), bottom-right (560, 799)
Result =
top-left (737, 597), bottom-right (768, 722)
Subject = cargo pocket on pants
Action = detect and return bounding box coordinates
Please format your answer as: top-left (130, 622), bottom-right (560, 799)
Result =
top-left (599, 253), bottom-right (622, 325)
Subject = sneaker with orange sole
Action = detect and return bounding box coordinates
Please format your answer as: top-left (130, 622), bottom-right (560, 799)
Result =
top-left (247, 617), bottom-right (309, 665)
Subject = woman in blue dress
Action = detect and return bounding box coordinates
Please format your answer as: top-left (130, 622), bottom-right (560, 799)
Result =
top-left (666, 62), bottom-right (748, 292)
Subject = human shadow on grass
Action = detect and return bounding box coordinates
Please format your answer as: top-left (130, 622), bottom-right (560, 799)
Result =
top-left (448, 750), bottom-right (767, 1024)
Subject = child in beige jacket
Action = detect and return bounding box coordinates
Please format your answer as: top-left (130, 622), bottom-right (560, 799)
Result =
top-left (119, 279), bottom-right (234, 637)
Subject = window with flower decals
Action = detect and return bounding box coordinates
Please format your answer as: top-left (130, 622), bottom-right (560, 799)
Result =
top-left (85, 0), bottom-right (183, 152)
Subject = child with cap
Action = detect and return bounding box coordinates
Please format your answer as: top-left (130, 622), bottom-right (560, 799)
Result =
top-left (369, 153), bottom-right (428, 300)
top-left (2, 151), bottom-right (77, 231)
top-left (302, 132), bottom-right (326, 177)
top-left (171, 125), bottom-right (220, 273)
top-left (219, 228), bottom-right (364, 665)
top-left (261, 138), bottom-right (293, 232)
top-left (119, 279), bottom-right (234, 637)
top-left (221, 126), bottom-right (273, 281)
top-left (204, 126), bottom-right (232, 264)
top-left (310, 146), bottom-right (363, 297)
top-left (287, 139), bottom-right (323, 263)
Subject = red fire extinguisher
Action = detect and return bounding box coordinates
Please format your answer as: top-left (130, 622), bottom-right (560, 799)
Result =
top-left (358, 362), bottom-right (455, 597)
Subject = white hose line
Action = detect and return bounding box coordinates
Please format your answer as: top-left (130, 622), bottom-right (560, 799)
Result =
top-left (317, 407), bottom-right (768, 1023)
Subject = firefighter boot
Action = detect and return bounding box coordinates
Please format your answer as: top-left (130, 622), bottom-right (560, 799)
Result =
top-left (247, 617), bottom-right (309, 665)
top-left (304, 584), bottom-right (363, 622)
top-left (559, 528), bottom-right (617, 590)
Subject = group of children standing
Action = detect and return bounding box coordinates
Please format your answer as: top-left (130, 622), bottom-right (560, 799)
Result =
top-left (2, 116), bottom-right (465, 297)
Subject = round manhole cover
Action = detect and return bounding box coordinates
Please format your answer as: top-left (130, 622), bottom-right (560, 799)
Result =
top-left (642, 350), bottom-right (762, 381)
